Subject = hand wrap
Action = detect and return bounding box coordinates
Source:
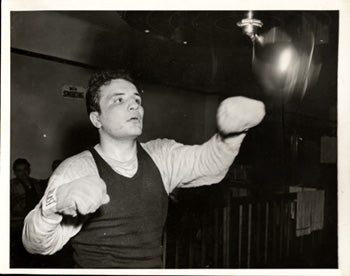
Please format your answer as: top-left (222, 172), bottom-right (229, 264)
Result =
top-left (42, 175), bottom-right (110, 217)
top-left (217, 96), bottom-right (265, 136)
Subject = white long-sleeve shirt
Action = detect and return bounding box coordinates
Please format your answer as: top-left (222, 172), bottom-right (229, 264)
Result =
top-left (22, 133), bottom-right (245, 255)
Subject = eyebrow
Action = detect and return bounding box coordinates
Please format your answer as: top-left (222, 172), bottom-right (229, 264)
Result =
top-left (109, 92), bottom-right (141, 98)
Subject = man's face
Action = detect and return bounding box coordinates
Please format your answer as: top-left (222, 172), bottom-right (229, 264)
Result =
top-left (14, 164), bottom-right (30, 181)
top-left (91, 79), bottom-right (144, 140)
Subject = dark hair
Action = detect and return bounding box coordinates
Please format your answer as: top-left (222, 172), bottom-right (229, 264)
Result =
top-left (12, 158), bottom-right (30, 170)
top-left (85, 70), bottom-right (136, 115)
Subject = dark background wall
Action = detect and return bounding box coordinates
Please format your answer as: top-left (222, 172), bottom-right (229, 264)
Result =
top-left (11, 52), bottom-right (218, 179)
top-left (10, 11), bottom-right (220, 179)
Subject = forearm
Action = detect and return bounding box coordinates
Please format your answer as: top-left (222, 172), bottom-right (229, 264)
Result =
top-left (144, 133), bottom-right (245, 193)
top-left (178, 133), bottom-right (245, 187)
top-left (21, 150), bottom-right (99, 255)
top-left (205, 133), bottom-right (245, 168)
top-left (22, 205), bottom-right (63, 255)
top-left (22, 202), bottom-right (80, 255)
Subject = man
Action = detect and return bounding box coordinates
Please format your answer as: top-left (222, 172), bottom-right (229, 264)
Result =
top-left (10, 158), bottom-right (44, 267)
top-left (11, 158), bottom-right (44, 221)
top-left (22, 70), bottom-right (265, 268)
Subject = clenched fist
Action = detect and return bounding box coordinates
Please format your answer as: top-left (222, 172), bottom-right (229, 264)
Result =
top-left (43, 175), bottom-right (110, 217)
top-left (217, 96), bottom-right (265, 135)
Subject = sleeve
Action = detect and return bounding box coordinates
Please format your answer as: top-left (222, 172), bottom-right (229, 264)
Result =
top-left (142, 133), bottom-right (246, 194)
top-left (22, 152), bottom-right (98, 255)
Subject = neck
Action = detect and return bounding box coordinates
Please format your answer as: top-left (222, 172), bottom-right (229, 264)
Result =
top-left (99, 133), bottom-right (138, 162)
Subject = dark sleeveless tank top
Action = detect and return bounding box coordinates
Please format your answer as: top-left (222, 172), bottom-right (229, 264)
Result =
top-left (70, 143), bottom-right (169, 268)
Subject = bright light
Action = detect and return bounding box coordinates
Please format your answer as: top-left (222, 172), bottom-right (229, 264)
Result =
top-left (183, 41), bottom-right (188, 45)
top-left (278, 48), bottom-right (293, 73)
top-left (144, 29), bottom-right (150, 33)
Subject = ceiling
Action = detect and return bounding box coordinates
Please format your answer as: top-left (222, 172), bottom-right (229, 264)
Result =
top-left (64, 10), bottom-right (335, 48)
top-left (63, 10), bottom-right (338, 124)
top-left (120, 11), bottom-right (334, 47)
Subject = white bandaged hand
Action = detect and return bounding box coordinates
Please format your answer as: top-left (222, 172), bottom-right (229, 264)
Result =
top-left (217, 96), bottom-right (265, 135)
top-left (42, 175), bottom-right (110, 217)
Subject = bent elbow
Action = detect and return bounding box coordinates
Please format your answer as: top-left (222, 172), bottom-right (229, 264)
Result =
top-left (21, 210), bottom-right (62, 255)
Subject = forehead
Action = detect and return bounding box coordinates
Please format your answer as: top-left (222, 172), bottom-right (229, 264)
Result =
top-left (99, 79), bottom-right (139, 97)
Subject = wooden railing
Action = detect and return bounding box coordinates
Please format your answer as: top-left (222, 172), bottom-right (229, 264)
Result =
top-left (164, 192), bottom-right (299, 268)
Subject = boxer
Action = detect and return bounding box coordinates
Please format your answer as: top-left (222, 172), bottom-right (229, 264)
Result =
top-left (22, 70), bottom-right (265, 268)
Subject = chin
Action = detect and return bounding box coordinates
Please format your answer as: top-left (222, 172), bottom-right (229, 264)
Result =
top-left (127, 128), bottom-right (143, 138)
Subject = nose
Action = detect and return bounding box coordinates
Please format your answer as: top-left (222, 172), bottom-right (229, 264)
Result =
top-left (128, 98), bottom-right (140, 111)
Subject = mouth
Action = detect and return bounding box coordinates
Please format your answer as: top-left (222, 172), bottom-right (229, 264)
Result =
top-left (127, 116), bottom-right (140, 122)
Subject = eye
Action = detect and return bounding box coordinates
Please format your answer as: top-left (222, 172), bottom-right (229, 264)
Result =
top-left (113, 97), bottom-right (123, 104)
top-left (135, 98), bottom-right (142, 105)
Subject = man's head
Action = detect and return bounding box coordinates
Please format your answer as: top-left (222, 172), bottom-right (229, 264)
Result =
top-left (86, 70), bottom-right (144, 140)
top-left (12, 158), bottom-right (31, 181)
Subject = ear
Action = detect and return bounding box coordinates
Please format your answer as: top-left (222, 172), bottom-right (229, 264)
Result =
top-left (89, 112), bottom-right (102, 129)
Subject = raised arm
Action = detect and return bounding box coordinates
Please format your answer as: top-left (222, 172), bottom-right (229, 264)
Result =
top-left (143, 96), bottom-right (265, 194)
top-left (22, 152), bottom-right (109, 255)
